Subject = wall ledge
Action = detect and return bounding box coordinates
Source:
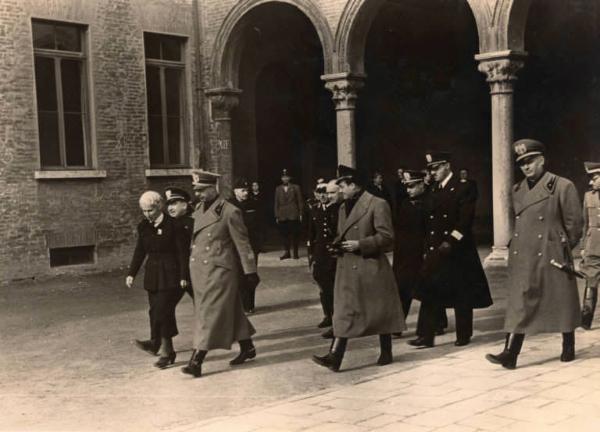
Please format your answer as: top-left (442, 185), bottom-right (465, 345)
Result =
top-left (34, 170), bottom-right (107, 180)
top-left (145, 168), bottom-right (193, 177)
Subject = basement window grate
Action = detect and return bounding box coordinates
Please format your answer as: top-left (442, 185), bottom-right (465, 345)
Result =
top-left (49, 245), bottom-right (95, 267)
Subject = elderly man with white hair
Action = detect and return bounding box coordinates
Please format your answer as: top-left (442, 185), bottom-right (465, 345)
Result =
top-left (126, 191), bottom-right (188, 369)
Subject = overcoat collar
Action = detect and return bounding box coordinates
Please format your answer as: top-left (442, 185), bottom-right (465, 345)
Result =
top-left (338, 191), bottom-right (373, 239)
top-left (513, 171), bottom-right (556, 215)
top-left (193, 198), bottom-right (224, 234)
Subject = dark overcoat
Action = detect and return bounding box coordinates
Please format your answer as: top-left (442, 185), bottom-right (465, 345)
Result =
top-left (189, 198), bottom-right (257, 350)
top-left (504, 172), bottom-right (583, 333)
top-left (421, 175), bottom-right (492, 308)
top-left (128, 214), bottom-right (187, 291)
top-left (393, 195), bottom-right (426, 301)
top-left (332, 191), bottom-right (406, 338)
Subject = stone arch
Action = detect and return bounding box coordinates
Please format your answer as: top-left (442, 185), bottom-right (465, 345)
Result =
top-left (466, 0), bottom-right (533, 53)
top-left (211, 0), bottom-right (334, 88)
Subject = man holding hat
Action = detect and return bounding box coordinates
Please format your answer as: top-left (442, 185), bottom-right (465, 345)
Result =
top-left (486, 139), bottom-right (582, 369)
top-left (274, 169), bottom-right (304, 259)
top-left (312, 165), bottom-right (405, 372)
top-left (307, 180), bottom-right (341, 336)
top-left (415, 151), bottom-right (492, 349)
top-left (580, 161), bottom-right (600, 329)
top-left (230, 177), bottom-right (261, 313)
top-left (182, 170), bottom-right (260, 378)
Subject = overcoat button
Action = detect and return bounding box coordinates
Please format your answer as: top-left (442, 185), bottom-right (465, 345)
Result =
top-left (203, 260), bottom-right (208, 264)
top-left (430, 231), bottom-right (435, 235)
top-left (207, 233), bottom-right (212, 236)
top-left (537, 252), bottom-right (542, 256)
top-left (513, 251), bottom-right (518, 255)
top-left (191, 258), bottom-right (195, 262)
top-left (352, 265), bottom-right (357, 270)
top-left (516, 215), bottom-right (520, 219)
top-left (444, 231), bottom-right (448, 235)
top-left (443, 214), bottom-right (448, 218)
top-left (430, 215), bottom-right (434, 219)
top-left (537, 234), bottom-right (542, 239)
top-left (354, 226), bottom-right (358, 230)
top-left (538, 216), bottom-right (544, 221)
top-left (429, 246), bottom-right (434, 251)
top-left (205, 246), bottom-right (210, 250)
top-left (192, 245), bottom-right (196, 248)
top-left (514, 233), bottom-right (519, 237)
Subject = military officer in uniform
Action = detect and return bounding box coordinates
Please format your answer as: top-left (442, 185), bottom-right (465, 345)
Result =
top-left (274, 169), bottom-right (304, 259)
top-left (308, 180), bottom-right (341, 338)
top-left (581, 161), bottom-right (600, 329)
top-left (182, 170), bottom-right (260, 378)
top-left (414, 151), bottom-right (492, 349)
top-left (486, 139), bottom-right (583, 369)
top-left (230, 178), bottom-right (261, 313)
top-left (312, 165), bottom-right (406, 372)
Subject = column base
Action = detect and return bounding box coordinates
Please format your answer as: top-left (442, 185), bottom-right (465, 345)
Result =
top-left (484, 247), bottom-right (509, 268)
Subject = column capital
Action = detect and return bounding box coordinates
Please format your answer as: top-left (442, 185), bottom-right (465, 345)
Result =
top-left (205, 87), bottom-right (242, 120)
top-left (475, 51), bottom-right (527, 95)
top-left (321, 73), bottom-right (366, 110)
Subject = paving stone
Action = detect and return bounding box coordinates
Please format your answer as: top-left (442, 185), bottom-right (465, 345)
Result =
top-left (355, 413), bottom-right (406, 428)
top-left (457, 412), bottom-right (516, 430)
top-left (302, 422), bottom-right (369, 432)
top-left (537, 383), bottom-right (595, 401)
top-left (431, 424), bottom-right (478, 432)
top-left (371, 421), bottom-right (435, 432)
top-left (403, 407), bottom-right (473, 428)
top-left (310, 407), bottom-right (380, 424)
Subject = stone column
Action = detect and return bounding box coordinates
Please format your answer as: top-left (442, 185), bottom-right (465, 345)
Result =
top-left (205, 87), bottom-right (242, 189)
top-left (321, 73), bottom-right (365, 168)
top-left (475, 51), bottom-right (526, 267)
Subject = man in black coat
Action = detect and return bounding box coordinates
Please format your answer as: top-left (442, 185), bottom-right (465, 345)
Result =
top-left (308, 180), bottom-right (341, 338)
top-left (413, 152), bottom-right (492, 348)
top-left (231, 178), bottom-right (261, 313)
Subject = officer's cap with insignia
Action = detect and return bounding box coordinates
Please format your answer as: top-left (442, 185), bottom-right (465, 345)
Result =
top-left (513, 139), bottom-right (545, 162)
top-left (315, 178), bottom-right (326, 192)
top-left (402, 170), bottom-right (427, 185)
top-left (233, 177), bottom-right (250, 190)
top-left (335, 164), bottom-right (364, 185)
top-left (191, 169), bottom-right (221, 190)
top-left (281, 168), bottom-right (292, 179)
top-left (164, 187), bottom-right (190, 204)
top-left (584, 161), bottom-right (600, 176)
top-left (425, 151), bottom-right (452, 168)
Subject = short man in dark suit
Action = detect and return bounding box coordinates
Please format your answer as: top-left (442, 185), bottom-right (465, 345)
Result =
top-left (274, 169), bottom-right (303, 259)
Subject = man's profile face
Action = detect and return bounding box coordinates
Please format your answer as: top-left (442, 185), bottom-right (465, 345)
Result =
top-left (397, 169), bottom-right (404, 178)
top-left (235, 188), bottom-right (249, 202)
top-left (591, 174), bottom-right (600, 190)
top-left (194, 186), bottom-right (218, 202)
top-left (167, 200), bottom-right (188, 218)
top-left (339, 181), bottom-right (358, 200)
top-left (373, 174), bottom-right (383, 186)
top-left (406, 182), bottom-right (425, 198)
top-left (431, 162), bottom-right (451, 182)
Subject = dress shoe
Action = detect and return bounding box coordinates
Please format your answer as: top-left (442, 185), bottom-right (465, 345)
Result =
top-left (317, 317), bottom-right (332, 328)
top-left (230, 347), bottom-right (256, 365)
top-left (280, 253), bottom-right (291, 260)
top-left (454, 338), bottom-right (471, 347)
top-left (560, 348), bottom-right (575, 362)
top-left (321, 328), bottom-right (334, 339)
top-left (181, 350), bottom-right (206, 378)
top-left (135, 339), bottom-right (158, 356)
top-left (154, 351), bottom-right (176, 369)
top-left (312, 353), bottom-right (342, 372)
top-left (407, 337), bottom-right (434, 348)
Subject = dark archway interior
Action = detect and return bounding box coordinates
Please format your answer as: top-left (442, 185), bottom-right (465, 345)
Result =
top-left (357, 0), bottom-right (491, 237)
top-left (516, 0), bottom-right (600, 193)
top-left (232, 3), bottom-right (335, 221)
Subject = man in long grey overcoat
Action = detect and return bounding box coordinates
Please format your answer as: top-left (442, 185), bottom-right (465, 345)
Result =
top-left (182, 170), bottom-right (260, 378)
top-left (312, 165), bottom-right (406, 372)
top-left (486, 139), bottom-right (583, 369)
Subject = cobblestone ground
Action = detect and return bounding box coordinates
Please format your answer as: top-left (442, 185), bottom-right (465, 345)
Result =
top-left (1, 250), bottom-right (599, 431)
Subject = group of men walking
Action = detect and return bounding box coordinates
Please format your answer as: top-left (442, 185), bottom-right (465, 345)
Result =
top-left (127, 137), bottom-right (600, 377)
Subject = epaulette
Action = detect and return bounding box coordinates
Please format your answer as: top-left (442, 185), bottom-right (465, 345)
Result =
top-left (544, 174), bottom-right (557, 193)
top-left (214, 200), bottom-right (226, 216)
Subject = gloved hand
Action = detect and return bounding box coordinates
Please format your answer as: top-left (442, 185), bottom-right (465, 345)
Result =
top-left (245, 273), bottom-right (260, 287)
top-left (438, 241), bottom-right (452, 255)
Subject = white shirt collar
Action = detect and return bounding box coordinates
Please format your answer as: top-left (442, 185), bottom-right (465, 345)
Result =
top-left (153, 213), bottom-right (165, 228)
top-left (440, 171), bottom-right (453, 189)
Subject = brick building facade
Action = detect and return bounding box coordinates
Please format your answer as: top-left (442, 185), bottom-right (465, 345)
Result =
top-left (1, 0), bottom-right (599, 281)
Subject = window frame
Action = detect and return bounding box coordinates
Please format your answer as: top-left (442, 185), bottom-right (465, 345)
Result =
top-left (32, 19), bottom-right (92, 170)
top-left (143, 32), bottom-right (189, 169)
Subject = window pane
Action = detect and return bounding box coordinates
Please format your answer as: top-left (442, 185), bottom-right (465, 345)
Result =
top-left (167, 116), bottom-right (182, 164)
top-left (55, 24), bottom-right (81, 52)
top-left (161, 36), bottom-right (181, 61)
top-left (32, 21), bottom-right (55, 49)
top-left (34, 56), bottom-right (57, 111)
top-left (146, 66), bottom-right (162, 115)
top-left (148, 115), bottom-right (164, 165)
top-left (144, 33), bottom-right (161, 59)
top-left (64, 113), bottom-right (85, 166)
top-left (61, 59), bottom-right (82, 112)
top-left (165, 68), bottom-right (181, 116)
top-left (38, 112), bottom-right (61, 167)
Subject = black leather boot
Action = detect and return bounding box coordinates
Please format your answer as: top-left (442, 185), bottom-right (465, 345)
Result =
top-left (485, 333), bottom-right (524, 370)
top-left (561, 332), bottom-right (575, 362)
top-left (312, 337), bottom-right (347, 372)
top-left (230, 339), bottom-right (256, 365)
top-left (181, 349), bottom-right (207, 378)
top-left (377, 334), bottom-right (393, 366)
top-left (582, 285), bottom-right (598, 330)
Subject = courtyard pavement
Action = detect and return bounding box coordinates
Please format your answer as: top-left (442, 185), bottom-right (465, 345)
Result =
top-left (1, 249), bottom-right (599, 431)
